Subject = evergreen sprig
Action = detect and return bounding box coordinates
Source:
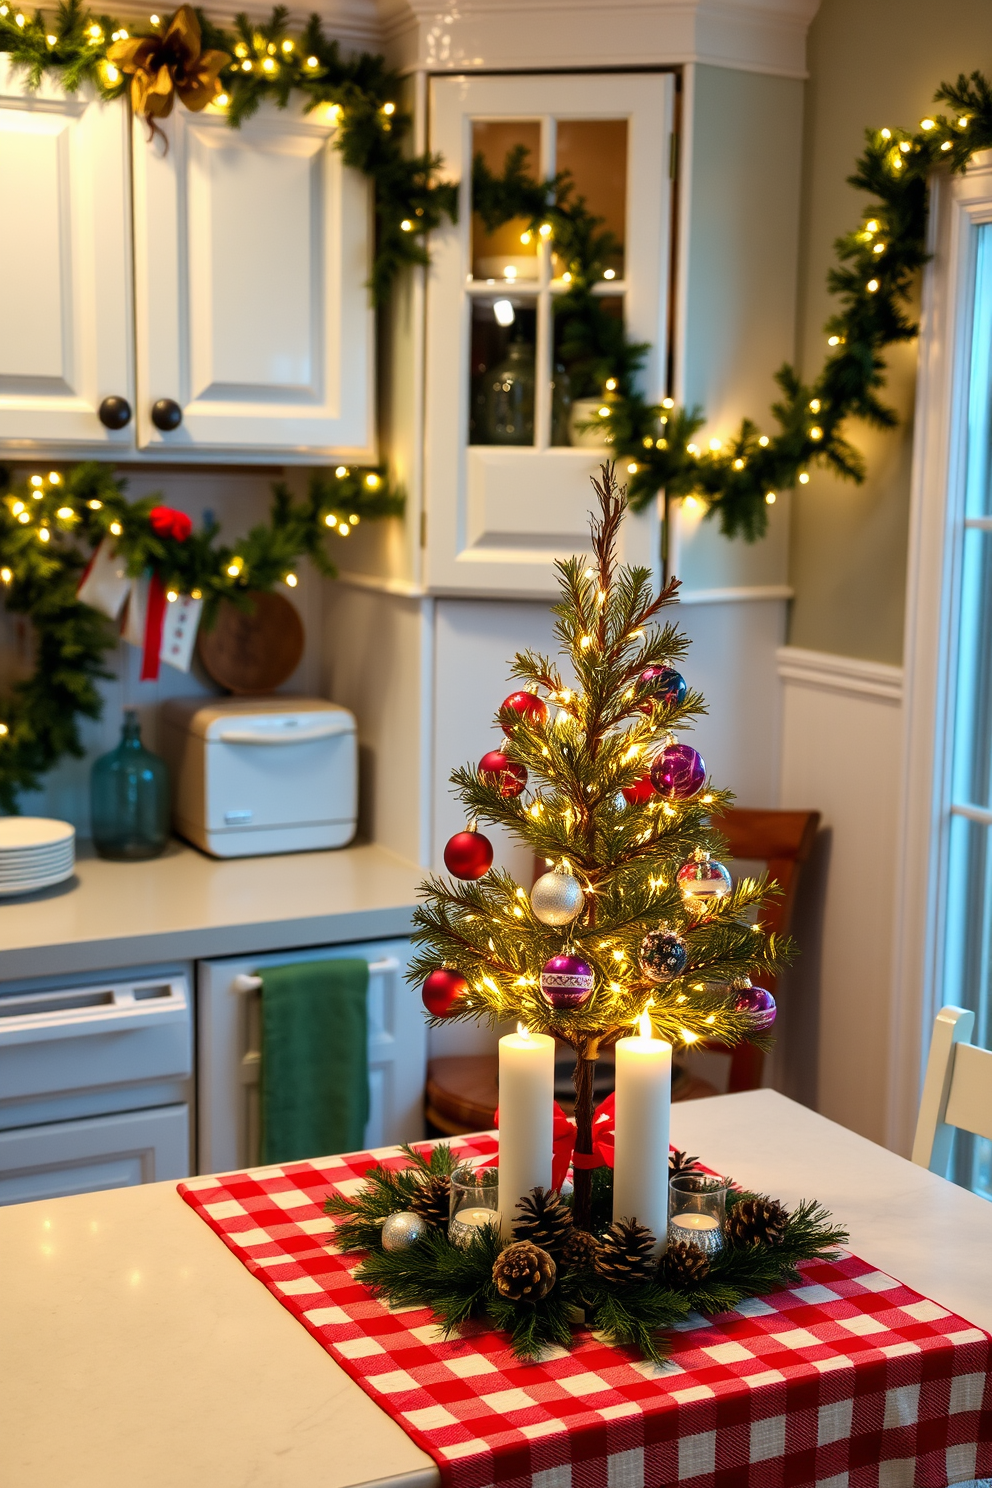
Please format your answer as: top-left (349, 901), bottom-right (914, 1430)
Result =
top-left (0, 459), bottom-right (402, 809)
top-left (325, 1148), bottom-right (849, 1364)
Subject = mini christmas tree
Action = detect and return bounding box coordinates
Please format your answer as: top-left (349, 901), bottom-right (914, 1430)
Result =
top-left (410, 465), bottom-right (784, 1231)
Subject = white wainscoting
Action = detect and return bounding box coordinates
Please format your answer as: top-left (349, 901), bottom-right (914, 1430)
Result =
top-left (777, 646), bottom-right (905, 1147)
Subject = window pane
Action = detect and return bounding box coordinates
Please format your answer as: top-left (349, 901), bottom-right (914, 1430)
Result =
top-left (554, 119), bottom-right (627, 281)
top-left (469, 295), bottom-right (537, 446)
top-left (951, 528), bottom-right (992, 810)
top-left (471, 122), bottom-right (541, 284)
top-left (551, 293), bottom-right (624, 446)
top-left (965, 223), bottom-right (992, 517)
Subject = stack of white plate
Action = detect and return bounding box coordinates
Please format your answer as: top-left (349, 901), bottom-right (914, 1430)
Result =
top-left (0, 818), bottom-right (75, 896)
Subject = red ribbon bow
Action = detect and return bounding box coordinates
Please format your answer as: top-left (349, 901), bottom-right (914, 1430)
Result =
top-left (496, 1096), bottom-right (617, 1192)
top-left (149, 505), bottom-right (193, 541)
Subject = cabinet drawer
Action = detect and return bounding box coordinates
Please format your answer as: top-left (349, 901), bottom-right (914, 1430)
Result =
top-left (0, 976), bottom-right (191, 1108)
top-left (0, 1104), bottom-right (189, 1206)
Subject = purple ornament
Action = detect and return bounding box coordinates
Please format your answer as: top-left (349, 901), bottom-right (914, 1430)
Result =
top-left (540, 953), bottom-right (594, 1009)
top-left (650, 743), bottom-right (706, 800)
top-left (637, 667), bottom-right (687, 714)
top-left (733, 984), bottom-right (777, 1030)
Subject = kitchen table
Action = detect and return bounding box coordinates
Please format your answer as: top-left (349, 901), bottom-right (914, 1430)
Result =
top-left (3, 1090), bottom-right (991, 1488)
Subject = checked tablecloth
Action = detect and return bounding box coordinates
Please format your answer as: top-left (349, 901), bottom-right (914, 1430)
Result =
top-left (179, 1133), bottom-right (992, 1488)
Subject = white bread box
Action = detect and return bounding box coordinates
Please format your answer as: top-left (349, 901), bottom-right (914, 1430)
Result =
top-left (162, 696), bottom-right (357, 858)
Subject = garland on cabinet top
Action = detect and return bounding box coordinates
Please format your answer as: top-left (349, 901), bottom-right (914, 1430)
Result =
top-left (0, 461), bottom-right (401, 812)
top-left (2, 13), bottom-right (992, 534)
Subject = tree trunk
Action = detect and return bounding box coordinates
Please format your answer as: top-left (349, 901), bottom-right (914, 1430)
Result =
top-left (571, 1042), bottom-right (596, 1230)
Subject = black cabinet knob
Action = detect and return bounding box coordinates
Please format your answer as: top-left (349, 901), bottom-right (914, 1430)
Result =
top-left (98, 395), bottom-right (132, 430)
top-left (151, 398), bottom-right (183, 431)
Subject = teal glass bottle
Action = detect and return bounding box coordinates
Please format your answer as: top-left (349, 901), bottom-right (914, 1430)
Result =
top-left (91, 710), bottom-right (170, 860)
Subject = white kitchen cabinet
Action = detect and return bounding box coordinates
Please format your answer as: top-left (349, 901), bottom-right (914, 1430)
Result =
top-left (423, 72), bottom-right (675, 597)
top-left (0, 1104), bottom-right (189, 1205)
top-left (131, 100), bottom-right (375, 459)
top-left (0, 71), bottom-right (374, 462)
top-left (196, 938), bottom-right (424, 1173)
top-left (0, 63), bottom-right (134, 451)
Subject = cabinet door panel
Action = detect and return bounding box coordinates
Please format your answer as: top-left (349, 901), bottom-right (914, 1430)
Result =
top-left (0, 1105), bottom-right (189, 1206)
top-left (426, 73), bottom-right (674, 597)
top-left (0, 65), bottom-right (133, 450)
top-left (133, 105), bottom-right (374, 458)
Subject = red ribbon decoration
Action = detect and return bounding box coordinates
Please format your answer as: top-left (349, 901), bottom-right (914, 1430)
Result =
top-left (148, 505), bottom-right (193, 541)
top-left (496, 1095), bottom-right (617, 1192)
top-left (140, 572), bottom-right (168, 681)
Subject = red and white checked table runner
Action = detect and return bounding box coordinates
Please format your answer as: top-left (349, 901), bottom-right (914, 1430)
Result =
top-left (179, 1134), bottom-right (992, 1488)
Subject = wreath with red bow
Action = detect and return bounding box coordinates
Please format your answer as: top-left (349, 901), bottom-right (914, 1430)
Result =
top-left (0, 460), bottom-right (402, 812)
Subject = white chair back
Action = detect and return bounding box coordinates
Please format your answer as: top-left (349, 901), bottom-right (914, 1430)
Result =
top-left (912, 1005), bottom-right (992, 1177)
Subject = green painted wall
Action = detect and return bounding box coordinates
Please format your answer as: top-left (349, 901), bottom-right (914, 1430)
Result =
top-left (788, 0), bottom-right (992, 663)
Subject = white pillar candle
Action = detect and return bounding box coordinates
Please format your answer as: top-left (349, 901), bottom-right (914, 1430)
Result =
top-left (612, 1015), bottom-right (672, 1254)
top-left (498, 1024), bottom-right (555, 1238)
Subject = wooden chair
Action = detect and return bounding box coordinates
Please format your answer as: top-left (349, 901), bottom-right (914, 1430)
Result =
top-left (705, 806), bottom-right (820, 1092)
top-left (425, 805), bottom-right (821, 1134)
top-left (911, 1006), bottom-right (992, 1177)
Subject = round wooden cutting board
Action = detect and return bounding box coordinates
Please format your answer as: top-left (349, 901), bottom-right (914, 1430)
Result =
top-left (197, 591), bottom-right (305, 694)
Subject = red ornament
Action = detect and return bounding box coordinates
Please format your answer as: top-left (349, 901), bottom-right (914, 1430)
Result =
top-left (443, 829), bottom-right (494, 880)
top-left (621, 773), bottom-right (656, 804)
top-left (422, 968), bottom-right (468, 1017)
top-left (500, 691), bottom-right (548, 736)
top-left (148, 505), bottom-right (193, 541)
top-left (479, 749), bottom-right (527, 798)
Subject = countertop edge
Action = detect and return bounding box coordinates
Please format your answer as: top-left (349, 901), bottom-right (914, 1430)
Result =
top-left (0, 903), bottom-right (419, 980)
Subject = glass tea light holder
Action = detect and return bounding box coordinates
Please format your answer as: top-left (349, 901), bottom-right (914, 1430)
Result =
top-left (668, 1172), bottom-right (728, 1256)
top-left (449, 1164), bottom-right (501, 1248)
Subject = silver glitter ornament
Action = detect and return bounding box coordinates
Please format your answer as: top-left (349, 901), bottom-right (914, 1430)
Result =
top-left (381, 1210), bottom-right (428, 1251)
top-left (530, 865), bottom-right (584, 926)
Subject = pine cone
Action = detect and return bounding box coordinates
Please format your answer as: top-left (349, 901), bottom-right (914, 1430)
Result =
top-left (594, 1218), bottom-right (656, 1286)
top-left (661, 1240), bottom-right (711, 1287)
top-left (409, 1173), bottom-right (451, 1229)
top-left (512, 1187), bottom-right (574, 1255)
top-left (560, 1228), bottom-right (601, 1272)
top-left (669, 1149), bottom-right (702, 1177)
top-left (726, 1197), bottom-right (788, 1248)
top-left (493, 1241), bottom-right (557, 1300)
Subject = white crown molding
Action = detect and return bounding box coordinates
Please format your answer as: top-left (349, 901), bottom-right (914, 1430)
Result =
top-left (376, 0), bottom-right (820, 78)
top-left (777, 645), bottom-right (903, 703)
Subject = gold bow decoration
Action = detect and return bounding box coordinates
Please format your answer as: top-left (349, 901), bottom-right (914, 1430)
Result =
top-left (108, 6), bottom-right (229, 124)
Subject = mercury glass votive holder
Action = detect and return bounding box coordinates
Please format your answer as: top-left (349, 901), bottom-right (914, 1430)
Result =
top-left (668, 1172), bottom-right (728, 1255)
top-left (448, 1164), bottom-right (501, 1248)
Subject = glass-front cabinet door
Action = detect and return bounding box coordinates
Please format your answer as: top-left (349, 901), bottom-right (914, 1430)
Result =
top-left (425, 73), bottom-right (675, 597)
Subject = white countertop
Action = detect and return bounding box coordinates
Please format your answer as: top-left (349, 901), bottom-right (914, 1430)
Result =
top-left (2, 1090), bottom-right (991, 1488)
top-left (0, 838), bottom-right (424, 980)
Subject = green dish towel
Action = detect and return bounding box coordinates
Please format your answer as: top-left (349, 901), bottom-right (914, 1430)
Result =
top-left (259, 958), bottom-right (370, 1165)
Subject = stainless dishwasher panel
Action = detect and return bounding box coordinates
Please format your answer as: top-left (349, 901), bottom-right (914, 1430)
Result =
top-left (0, 976), bottom-right (191, 1111)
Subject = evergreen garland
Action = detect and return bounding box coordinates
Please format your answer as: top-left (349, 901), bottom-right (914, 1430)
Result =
top-left (325, 1148), bottom-right (849, 1364)
top-left (0, 460), bottom-right (402, 810)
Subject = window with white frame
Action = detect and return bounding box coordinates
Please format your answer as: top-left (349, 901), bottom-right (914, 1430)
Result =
top-left (904, 156), bottom-right (992, 1196)
top-left (942, 219), bottom-right (992, 1198)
